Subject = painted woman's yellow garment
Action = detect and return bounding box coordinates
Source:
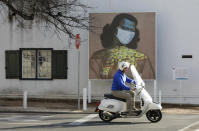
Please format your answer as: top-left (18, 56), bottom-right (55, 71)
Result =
top-left (102, 46), bottom-right (147, 76)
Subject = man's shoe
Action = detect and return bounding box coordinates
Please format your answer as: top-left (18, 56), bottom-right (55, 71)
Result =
top-left (121, 112), bottom-right (128, 115)
top-left (132, 107), bottom-right (139, 111)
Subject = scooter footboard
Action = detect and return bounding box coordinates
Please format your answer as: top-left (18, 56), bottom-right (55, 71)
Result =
top-left (98, 99), bottom-right (127, 112)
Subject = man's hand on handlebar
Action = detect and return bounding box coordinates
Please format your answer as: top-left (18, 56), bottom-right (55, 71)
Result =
top-left (131, 80), bottom-right (136, 89)
top-left (131, 80), bottom-right (136, 86)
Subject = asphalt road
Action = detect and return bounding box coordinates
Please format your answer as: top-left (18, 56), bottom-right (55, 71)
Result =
top-left (0, 112), bottom-right (198, 131)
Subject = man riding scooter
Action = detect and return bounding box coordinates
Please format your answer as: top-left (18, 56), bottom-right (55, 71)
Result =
top-left (96, 62), bottom-right (162, 122)
top-left (111, 61), bottom-right (139, 115)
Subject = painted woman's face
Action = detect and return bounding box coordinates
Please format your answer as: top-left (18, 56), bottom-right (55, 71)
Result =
top-left (116, 18), bottom-right (136, 45)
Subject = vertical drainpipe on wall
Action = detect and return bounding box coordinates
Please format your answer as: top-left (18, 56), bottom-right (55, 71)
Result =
top-left (20, 21), bottom-right (25, 108)
top-left (156, 12), bottom-right (161, 105)
top-left (154, 12), bottom-right (158, 104)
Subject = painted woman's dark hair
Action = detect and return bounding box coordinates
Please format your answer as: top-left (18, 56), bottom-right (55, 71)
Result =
top-left (100, 13), bottom-right (140, 49)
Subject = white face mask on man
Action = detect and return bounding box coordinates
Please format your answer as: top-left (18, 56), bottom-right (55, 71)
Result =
top-left (116, 27), bottom-right (135, 45)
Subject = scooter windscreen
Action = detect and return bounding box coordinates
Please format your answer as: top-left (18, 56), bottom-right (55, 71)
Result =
top-left (130, 65), bottom-right (145, 87)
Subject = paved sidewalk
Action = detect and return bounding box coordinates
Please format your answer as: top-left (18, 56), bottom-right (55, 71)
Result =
top-left (0, 99), bottom-right (97, 114)
top-left (0, 99), bottom-right (199, 114)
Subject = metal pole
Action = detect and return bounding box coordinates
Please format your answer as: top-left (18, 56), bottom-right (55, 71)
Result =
top-left (78, 50), bottom-right (80, 110)
top-left (159, 89), bottom-right (161, 105)
top-left (154, 80), bottom-right (157, 103)
top-left (83, 88), bottom-right (87, 110)
top-left (23, 91), bottom-right (27, 109)
top-left (180, 80), bottom-right (182, 107)
top-left (88, 80), bottom-right (91, 103)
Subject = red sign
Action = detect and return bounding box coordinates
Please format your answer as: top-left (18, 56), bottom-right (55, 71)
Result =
top-left (76, 34), bottom-right (80, 49)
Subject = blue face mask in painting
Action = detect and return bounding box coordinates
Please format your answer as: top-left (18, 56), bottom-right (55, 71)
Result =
top-left (116, 27), bottom-right (135, 45)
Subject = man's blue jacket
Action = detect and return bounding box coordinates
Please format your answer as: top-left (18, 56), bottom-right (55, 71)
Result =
top-left (112, 69), bottom-right (135, 91)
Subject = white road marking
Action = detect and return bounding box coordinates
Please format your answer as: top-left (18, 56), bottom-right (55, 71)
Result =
top-left (40, 115), bottom-right (54, 119)
top-left (178, 121), bottom-right (199, 131)
top-left (0, 115), bottom-right (54, 122)
top-left (69, 114), bottom-right (98, 126)
top-left (0, 115), bottom-right (24, 120)
top-left (6, 122), bottom-right (50, 125)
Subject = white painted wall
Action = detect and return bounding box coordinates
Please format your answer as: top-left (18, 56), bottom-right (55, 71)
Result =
top-left (0, 20), bottom-right (84, 99)
top-left (0, 0), bottom-right (199, 104)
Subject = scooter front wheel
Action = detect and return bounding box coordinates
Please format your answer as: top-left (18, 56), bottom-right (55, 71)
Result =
top-left (146, 110), bottom-right (162, 123)
top-left (99, 110), bottom-right (114, 122)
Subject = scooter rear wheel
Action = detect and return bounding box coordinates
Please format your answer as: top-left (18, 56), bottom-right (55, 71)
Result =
top-left (146, 110), bottom-right (162, 123)
top-left (99, 110), bottom-right (114, 122)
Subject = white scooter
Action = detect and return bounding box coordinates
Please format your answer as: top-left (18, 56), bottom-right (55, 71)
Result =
top-left (95, 65), bottom-right (162, 123)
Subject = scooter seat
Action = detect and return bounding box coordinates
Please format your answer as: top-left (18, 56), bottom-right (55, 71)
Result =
top-left (104, 93), bottom-right (126, 102)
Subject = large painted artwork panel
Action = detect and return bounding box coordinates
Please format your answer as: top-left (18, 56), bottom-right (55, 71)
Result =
top-left (89, 13), bottom-right (156, 79)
